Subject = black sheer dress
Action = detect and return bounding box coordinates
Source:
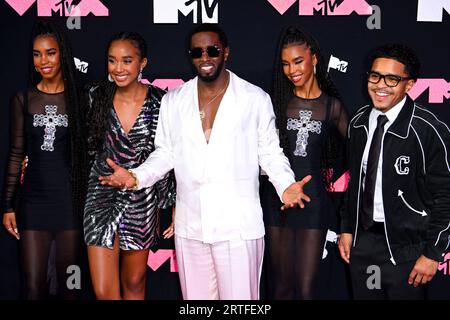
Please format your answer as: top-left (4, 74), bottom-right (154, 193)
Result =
top-left (262, 92), bottom-right (348, 228)
top-left (260, 92), bottom-right (349, 299)
top-left (3, 87), bottom-right (81, 300)
top-left (4, 88), bottom-right (76, 229)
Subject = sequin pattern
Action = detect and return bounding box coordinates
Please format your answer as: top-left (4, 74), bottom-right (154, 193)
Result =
top-left (83, 85), bottom-right (176, 250)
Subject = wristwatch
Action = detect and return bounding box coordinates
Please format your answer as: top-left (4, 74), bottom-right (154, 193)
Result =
top-left (127, 169), bottom-right (139, 191)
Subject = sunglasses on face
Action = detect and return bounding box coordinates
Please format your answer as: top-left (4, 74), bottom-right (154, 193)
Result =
top-left (189, 45), bottom-right (221, 59)
top-left (367, 71), bottom-right (412, 88)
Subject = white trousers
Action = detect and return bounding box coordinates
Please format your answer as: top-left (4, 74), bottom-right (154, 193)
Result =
top-left (175, 235), bottom-right (264, 300)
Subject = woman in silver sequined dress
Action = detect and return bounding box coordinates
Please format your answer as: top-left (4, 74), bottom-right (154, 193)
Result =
top-left (83, 32), bottom-right (175, 300)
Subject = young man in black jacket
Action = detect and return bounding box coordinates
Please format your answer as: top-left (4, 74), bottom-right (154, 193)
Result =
top-left (338, 44), bottom-right (450, 299)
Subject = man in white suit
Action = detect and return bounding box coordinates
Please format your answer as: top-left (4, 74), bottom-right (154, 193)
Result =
top-left (99, 24), bottom-right (312, 300)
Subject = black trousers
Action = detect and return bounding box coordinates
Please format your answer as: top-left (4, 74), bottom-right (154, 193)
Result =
top-left (349, 223), bottom-right (425, 300)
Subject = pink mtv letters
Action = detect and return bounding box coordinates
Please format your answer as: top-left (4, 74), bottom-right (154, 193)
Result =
top-left (148, 249), bottom-right (178, 272)
top-left (332, 171), bottom-right (350, 192)
top-left (408, 79), bottom-right (450, 103)
top-left (267, 0), bottom-right (371, 16)
top-left (5, 0), bottom-right (108, 16)
top-left (151, 79), bottom-right (185, 90)
top-left (140, 79), bottom-right (185, 91)
top-left (301, 0), bottom-right (371, 15)
top-left (437, 252), bottom-right (450, 275)
top-left (266, 0), bottom-right (296, 15)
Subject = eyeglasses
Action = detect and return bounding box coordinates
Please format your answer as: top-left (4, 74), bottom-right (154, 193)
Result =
top-left (367, 71), bottom-right (412, 87)
top-left (189, 45), bottom-right (221, 59)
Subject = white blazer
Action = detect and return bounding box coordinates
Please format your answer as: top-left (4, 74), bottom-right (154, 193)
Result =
top-left (133, 70), bottom-right (295, 243)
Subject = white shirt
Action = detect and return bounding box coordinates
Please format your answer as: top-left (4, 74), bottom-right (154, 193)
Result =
top-left (362, 96), bottom-right (406, 222)
top-left (132, 70), bottom-right (295, 243)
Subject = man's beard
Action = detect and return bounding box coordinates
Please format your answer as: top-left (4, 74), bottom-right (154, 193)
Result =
top-left (197, 58), bottom-right (225, 82)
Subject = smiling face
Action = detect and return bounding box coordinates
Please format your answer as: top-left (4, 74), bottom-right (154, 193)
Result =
top-left (33, 35), bottom-right (62, 81)
top-left (108, 39), bottom-right (147, 87)
top-left (368, 58), bottom-right (415, 112)
top-left (190, 31), bottom-right (229, 82)
top-left (281, 43), bottom-right (317, 88)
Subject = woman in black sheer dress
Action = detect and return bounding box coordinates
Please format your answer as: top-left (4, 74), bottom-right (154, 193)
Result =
top-left (2, 19), bottom-right (86, 299)
top-left (261, 26), bottom-right (349, 299)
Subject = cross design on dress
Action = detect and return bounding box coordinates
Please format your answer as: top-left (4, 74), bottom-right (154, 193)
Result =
top-left (287, 110), bottom-right (321, 157)
top-left (33, 105), bottom-right (68, 152)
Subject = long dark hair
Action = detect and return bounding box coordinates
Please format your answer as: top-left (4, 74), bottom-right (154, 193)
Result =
top-left (29, 18), bottom-right (87, 220)
top-left (86, 31), bottom-right (147, 155)
top-left (272, 25), bottom-right (343, 190)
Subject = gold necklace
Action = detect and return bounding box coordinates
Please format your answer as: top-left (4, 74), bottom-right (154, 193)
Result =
top-left (199, 74), bottom-right (230, 121)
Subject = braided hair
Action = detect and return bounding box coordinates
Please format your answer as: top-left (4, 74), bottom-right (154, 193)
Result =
top-left (272, 26), bottom-right (344, 190)
top-left (29, 18), bottom-right (87, 221)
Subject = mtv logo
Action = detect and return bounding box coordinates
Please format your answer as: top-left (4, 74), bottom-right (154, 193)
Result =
top-left (417, 0), bottom-right (450, 22)
top-left (327, 54), bottom-right (348, 73)
top-left (4, 0), bottom-right (108, 17)
top-left (73, 57), bottom-right (88, 73)
top-left (152, 79), bottom-right (185, 90)
top-left (407, 79), bottom-right (450, 103)
top-left (331, 171), bottom-right (350, 192)
top-left (140, 79), bottom-right (185, 90)
top-left (153, 0), bottom-right (218, 24)
top-left (266, 0), bottom-right (372, 16)
top-left (147, 249), bottom-right (178, 272)
top-left (437, 251), bottom-right (450, 275)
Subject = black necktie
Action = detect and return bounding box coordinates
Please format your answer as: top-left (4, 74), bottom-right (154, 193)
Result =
top-left (361, 115), bottom-right (389, 230)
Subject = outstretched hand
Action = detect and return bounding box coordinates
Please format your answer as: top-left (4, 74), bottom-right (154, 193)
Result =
top-left (99, 158), bottom-right (136, 190)
top-left (281, 175), bottom-right (312, 210)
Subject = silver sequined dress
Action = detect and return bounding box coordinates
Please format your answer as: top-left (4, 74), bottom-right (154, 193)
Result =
top-left (83, 84), bottom-right (175, 250)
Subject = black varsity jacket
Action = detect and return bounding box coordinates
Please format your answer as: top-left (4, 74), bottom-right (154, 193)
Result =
top-left (340, 96), bottom-right (450, 264)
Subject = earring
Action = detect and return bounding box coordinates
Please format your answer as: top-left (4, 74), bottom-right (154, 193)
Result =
top-left (35, 67), bottom-right (39, 72)
top-left (137, 68), bottom-right (143, 82)
top-left (108, 74), bottom-right (114, 82)
top-left (313, 64), bottom-right (317, 75)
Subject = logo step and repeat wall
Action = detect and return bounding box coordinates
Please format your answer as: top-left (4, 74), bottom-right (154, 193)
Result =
top-left (0, 0), bottom-right (449, 300)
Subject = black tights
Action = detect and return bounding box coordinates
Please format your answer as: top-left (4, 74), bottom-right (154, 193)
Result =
top-left (20, 229), bottom-right (81, 300)
top-left (266, 226), bottom-right (327, 300)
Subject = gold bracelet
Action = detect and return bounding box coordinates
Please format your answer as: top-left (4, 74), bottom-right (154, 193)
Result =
top-left (127, 169), bottom-right (139, 191)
